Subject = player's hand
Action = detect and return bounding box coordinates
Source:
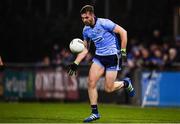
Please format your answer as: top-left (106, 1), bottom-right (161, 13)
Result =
top-left (67, 62), bottom-right (79, 76)
top-left (121, 49), bottom-right (127, 67)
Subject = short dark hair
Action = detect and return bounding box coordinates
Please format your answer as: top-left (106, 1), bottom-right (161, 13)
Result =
top-left (80, 5), bottom-right (94, 14)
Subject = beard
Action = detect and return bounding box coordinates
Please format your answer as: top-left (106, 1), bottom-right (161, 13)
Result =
top-left (84, 19), bottom-right (93, 26)
top-left (84, 22), bottom-right (91, 26)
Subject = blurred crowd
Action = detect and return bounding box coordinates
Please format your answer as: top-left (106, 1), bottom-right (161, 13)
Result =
top-left (128, 42), bottom-right (179, 69)
top-left (127, 29), bottom-right (180, 69)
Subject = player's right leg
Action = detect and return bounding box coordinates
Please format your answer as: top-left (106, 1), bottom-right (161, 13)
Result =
top-left (83, 62), bottom-right (104, 123)
top-left (87, 62), bottom-right (104, 105)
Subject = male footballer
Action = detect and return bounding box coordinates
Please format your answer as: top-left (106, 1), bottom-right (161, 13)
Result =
top-left (68, 5), bottom-right (135, 123)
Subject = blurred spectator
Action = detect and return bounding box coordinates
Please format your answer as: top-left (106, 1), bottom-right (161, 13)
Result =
top-left (43, 56), bottom-right (51, 66)
top-left (140, 47), bottom-right (151, 67)
top-left (162, 42), bottom-right (169, 54)
top-left (36, 55), bottom-right (51, 67)
top-left (165, 48), bottom-right (178, 67)
top-left (60, 48), bottom-right (74, 64)
top-left (149, 43), bottom-right (159, 53)
top-left (150, 48), bottom-right (164, 67)
top-left (51, 44), bottom-right (62, 65)
top-left (151, 29), bottom-right (163, 45)
top-left (128, 46), bottom-right (141, 68)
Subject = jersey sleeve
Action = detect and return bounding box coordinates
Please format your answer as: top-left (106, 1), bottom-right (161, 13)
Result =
top-left (101, 19), bottom-right (116, 31)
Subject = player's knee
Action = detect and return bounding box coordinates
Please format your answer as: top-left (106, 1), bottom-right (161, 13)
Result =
top-left (88, 78), bottom-right (96, 89)
top-left (104, 86), bottom-right (113, 93)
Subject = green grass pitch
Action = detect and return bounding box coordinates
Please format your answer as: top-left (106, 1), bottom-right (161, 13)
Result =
top-left (0, 102), bottom-right (180, 123)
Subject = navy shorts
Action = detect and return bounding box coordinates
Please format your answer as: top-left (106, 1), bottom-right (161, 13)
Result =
top-left (92, 54), bottom-right (122, 71)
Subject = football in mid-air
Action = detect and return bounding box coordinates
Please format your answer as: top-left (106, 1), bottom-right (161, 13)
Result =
top-left (69, 38), bottom-right (85, 53)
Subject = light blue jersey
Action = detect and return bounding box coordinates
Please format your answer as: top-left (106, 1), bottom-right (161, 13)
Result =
top-left (83, 18), bottom-right (120, 56)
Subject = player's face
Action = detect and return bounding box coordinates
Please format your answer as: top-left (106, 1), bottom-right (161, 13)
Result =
top-left (81, 12), bottom-right (94, 26)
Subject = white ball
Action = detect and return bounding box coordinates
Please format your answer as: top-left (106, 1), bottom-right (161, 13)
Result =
top-left (69, 38), bottom-right (85, 53)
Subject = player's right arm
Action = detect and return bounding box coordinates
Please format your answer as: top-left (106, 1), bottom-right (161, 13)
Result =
top-left (74, 40), bottom-right (88, 64)
top-left (74, 26), bottom-right (91, 64)
top-left (67, 40), bottom-right (89, 76)
top-left (67, 27), bottom-right (90, 76)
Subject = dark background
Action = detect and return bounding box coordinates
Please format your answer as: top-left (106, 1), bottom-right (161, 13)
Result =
top-left (0, 0), bottom-right (179, 62)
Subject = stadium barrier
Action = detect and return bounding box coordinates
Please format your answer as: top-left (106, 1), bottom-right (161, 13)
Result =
top-left (141, 71), bottom-right (180, 107)
top-left (3, 69), bottom-right (35, 100)
top-left (0, 65), bottom-right (128, 104)
top-left (0, 64), bottom-right (180, 106)
top-left (2, 67), bottom-right (79, 101)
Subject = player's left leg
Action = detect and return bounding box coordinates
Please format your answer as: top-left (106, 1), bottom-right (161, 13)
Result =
top-left (104, 71), bottom-right (135, 97)
top-left (104, 53), bottom-right (135, 96)
top-left (104, 71), bottom-right (124, 93)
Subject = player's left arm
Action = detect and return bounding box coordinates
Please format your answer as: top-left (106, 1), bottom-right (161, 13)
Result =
top-left (113, 25), bottom-right (127, 51)
top-left (113, 25), bottom-right (128, 65)
top-left (101, 19), bottom-right (127, 48)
